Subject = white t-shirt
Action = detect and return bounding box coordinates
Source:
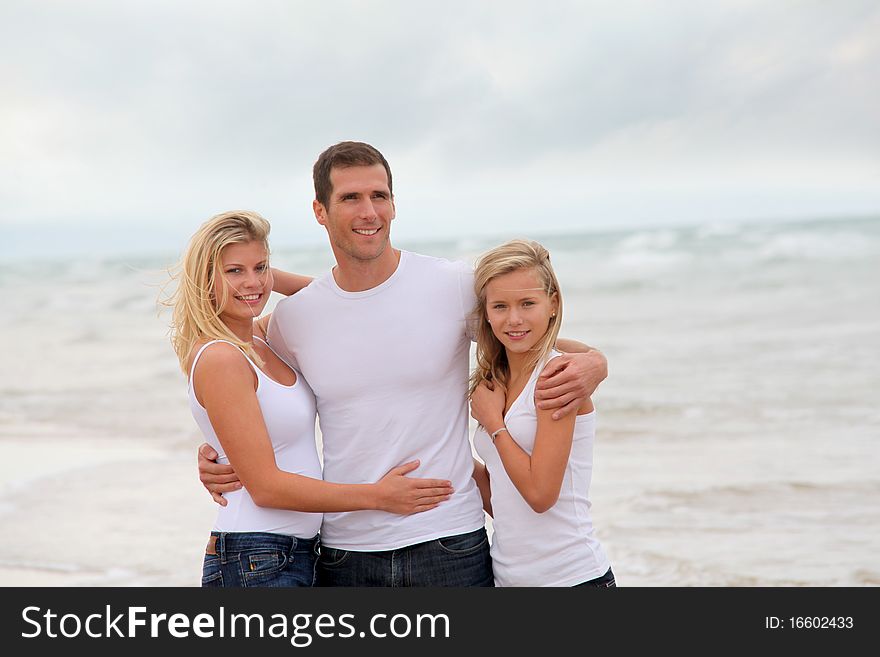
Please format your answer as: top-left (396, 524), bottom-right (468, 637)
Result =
top-left (474, 350), bottom-right (610, 586)
top-left (267, 250), bottom-right (486, 551)
top-left (189, 339), bottom-right (323, 538)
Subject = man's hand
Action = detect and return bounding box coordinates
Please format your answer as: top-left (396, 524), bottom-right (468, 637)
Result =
top-left (198, 443), bottom-right (242, 506)
top-left (535, 351), bottom-right (607, 420)
top-left (373, 460), bottom-right (455, 515)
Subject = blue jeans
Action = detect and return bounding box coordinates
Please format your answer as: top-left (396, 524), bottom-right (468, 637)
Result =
top-left (201, 531), bottom-right (320, 587)
top-left (318, 527), bottom-right (494, 587)
top-left (573, 567), bottom-right (617, 588)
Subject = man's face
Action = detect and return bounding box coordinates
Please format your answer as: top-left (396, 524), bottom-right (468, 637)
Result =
top-left (314, 164), bottom-right (395, 264)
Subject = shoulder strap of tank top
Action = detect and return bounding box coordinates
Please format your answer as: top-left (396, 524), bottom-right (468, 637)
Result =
top-left (528, 349), bottom-right (564, 387)
top-left (189, 339), bottom-right (260, 383)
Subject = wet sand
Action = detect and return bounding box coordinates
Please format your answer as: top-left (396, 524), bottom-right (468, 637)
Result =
top-left (0, 437), bottom-right (215, 586)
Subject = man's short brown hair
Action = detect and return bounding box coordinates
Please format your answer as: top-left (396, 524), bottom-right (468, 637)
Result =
top-left (313, 141), bottom-right (393, 208)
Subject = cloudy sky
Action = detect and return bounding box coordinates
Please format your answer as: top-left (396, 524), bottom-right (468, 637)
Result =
top-left (2, 0), bottom-right (878, 257)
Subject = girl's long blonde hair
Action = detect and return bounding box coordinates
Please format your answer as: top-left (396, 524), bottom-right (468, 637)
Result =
top-left (469, 239), bottom-right (563, 396)
top-left (164, 210), bottom-right (271, 374)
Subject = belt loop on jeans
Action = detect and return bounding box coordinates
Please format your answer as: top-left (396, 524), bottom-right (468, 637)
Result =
top-left (206, 533), bottom-right (222, 558)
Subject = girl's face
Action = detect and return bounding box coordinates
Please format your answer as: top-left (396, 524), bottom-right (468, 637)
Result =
top-left (484, 267), bottom-right (557, 357)
top-left (213, 240), bottom-right (272, 322)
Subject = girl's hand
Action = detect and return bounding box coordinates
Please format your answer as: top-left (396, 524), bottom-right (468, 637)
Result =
top-left (373, 460), bottom-right (454, 515)
top-left (470, 380), bottom-right (506, 432)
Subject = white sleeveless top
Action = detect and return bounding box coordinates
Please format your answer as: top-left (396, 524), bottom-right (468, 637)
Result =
top-left (188, 337), bottom-right (323, 538)
top-left (474, 350), bottom-right (610, 586)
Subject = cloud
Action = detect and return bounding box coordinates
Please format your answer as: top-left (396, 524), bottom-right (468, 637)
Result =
top-left (1, 0), bottom-right (878, 256)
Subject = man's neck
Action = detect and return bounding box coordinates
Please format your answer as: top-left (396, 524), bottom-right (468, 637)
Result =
top-left (331, 247), bottom-right (402, 292)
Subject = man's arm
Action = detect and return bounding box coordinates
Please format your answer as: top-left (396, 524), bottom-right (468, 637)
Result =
top-left (555, 338), bottom-right (595, 355)
top-left (535, 339), bottom-right (608, 420)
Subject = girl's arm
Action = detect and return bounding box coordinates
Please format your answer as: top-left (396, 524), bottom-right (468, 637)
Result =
top-left (492, 405), bottom-right (579, 513)
top-left (272, 268), bottom-right (313, 296)
top-left (472, 458), bottom-right (493, 517)
top-left (471, 379), bottom-right (588, 513)
top-left (194, 343), bottom-right (453, 515)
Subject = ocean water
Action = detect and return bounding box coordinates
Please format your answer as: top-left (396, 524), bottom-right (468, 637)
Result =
top-left (1, 216), bottom-right (878, 585)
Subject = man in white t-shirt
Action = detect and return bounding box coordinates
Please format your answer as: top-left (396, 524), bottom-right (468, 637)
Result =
top-left (198, 141), bottom-right (607, 586)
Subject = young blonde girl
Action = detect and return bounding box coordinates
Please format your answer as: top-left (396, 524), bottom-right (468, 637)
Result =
top-left (469, 239), bottom-right (614, 587)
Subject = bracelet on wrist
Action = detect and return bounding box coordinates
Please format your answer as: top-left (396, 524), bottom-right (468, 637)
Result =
top-left (489, 426), bottom-right (509, 442)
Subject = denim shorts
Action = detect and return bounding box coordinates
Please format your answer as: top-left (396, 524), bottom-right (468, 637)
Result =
top-left (201, 531), bottom-right (320, 587)
top-left (573, 567), bottom-right (617, 588)
top-left (317, 527), bottom-right (494, 587)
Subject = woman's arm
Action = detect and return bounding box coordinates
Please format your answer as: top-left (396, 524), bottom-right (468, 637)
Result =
top-left (272, 268), bottom-right (313, 296)
top-left (472, 458), bottom-right (493, 517)
top-left (471, 379), bottom-right (586, 513)
top-left (194, 343), bottom-right (453, 515)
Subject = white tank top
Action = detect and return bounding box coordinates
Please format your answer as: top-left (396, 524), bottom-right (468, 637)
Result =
top-left (474, 350), bottom-right (610, 586)
top-left (188, 337), bottom-right (323, 537)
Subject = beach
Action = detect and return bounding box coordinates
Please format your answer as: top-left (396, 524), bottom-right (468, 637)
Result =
top-left (0, 438), bottom-right (212, 586)
top-left (2, 216), bottom-right (878, 586)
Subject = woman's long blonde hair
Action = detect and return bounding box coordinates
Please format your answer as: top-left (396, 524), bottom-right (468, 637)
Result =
top-left (469, 239), bottom-right (563, 395)
top-left (164, 210), bottom-right (271, 374)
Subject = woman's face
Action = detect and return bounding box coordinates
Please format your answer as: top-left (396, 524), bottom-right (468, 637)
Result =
top-left (213, 240), bottom-right (273, 322)
top-left (484, 267), bottom-right (557, 357)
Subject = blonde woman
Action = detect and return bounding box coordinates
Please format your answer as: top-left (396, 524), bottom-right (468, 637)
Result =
top-left (469, 240), bottom-right (614, 587)
top-left (167, 210), bottom-right (453, 587)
